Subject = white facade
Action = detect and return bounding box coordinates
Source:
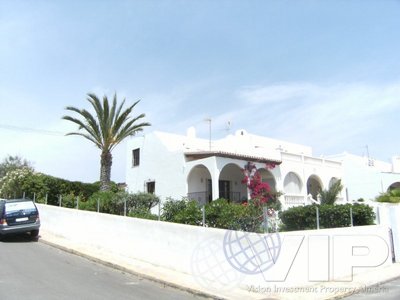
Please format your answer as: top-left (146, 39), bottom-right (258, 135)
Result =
top-left (125, 129), bottom-right (343, 209)
top-left (328, 152), bottom-right (400, 201)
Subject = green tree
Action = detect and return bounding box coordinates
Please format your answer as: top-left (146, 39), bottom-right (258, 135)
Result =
top-left (319, 179), bottom-right (343, 205)
top-left (0, 155), bottom-right (34, 178)
top-left (62, 93), bottom-right (150, 190)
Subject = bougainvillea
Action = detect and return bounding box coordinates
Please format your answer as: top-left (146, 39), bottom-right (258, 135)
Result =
top-left (242, 161), bottom-right (275, 206)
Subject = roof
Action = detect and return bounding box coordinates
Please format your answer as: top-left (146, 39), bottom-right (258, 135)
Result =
top-left (0, 198), bottom-right (34, 203)
top-left (184, 151), bottom-right (282, 164)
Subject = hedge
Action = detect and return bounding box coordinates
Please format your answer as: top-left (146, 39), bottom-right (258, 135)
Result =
top-left (279, 203), bottom-right (375, 231)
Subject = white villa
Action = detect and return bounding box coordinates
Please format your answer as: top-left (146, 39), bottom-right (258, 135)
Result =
top-left (125, 129), bottom-right (344, 209)
top-left (328, 152), bottom-right (400, 201)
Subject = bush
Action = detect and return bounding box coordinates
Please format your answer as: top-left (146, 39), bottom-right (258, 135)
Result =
top-left (161, 197), bottom-right (266, 232)
top-left (279, 204), bottom-right (375, 231)
top-left (205, 199), bottom-right (239, 229)
top-left (0, 167), bottom-right (102, 205)
top-left (161, 198), bottom-right (202, 226)
top-left (376, 188), bottom-right (400, 203)
top-left (204, 199), bottom-right (265, 232)
top-left (117, 192), bottom-right (160, 213)
top-left (129, 208), bottom-right (158, 220)
top-left (81, 191), bottom-right (121, 214)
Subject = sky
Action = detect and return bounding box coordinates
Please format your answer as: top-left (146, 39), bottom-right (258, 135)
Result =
top-left (1, 0), bottom-right (400, 183)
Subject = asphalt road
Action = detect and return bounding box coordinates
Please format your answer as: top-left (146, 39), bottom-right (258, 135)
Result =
top-left (0, 234), bottom-right (206, 300)
top-left (343, 277), bottom-right (400, 300)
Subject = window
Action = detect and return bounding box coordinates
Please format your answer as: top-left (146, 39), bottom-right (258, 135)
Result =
top-left (147, 181), bottom-right (155, 194)
top-left (132, 148), bottom-right (140, 167)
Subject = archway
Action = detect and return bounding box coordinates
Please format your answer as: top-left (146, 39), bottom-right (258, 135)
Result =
top-left (307, 175), bottom-right (323, 200)
top-left (283, 172), bottom-right (302, 194)
top-left (388, 182), bottom-right (400, 191)
top-left (329, 177), bottom-right (339, 188)
top-left (187, 164), bottom-right (212, 205)
top-left (219, 163), bottom-right (246, 202)
top-left (259, 168), bottom-right (277, 193)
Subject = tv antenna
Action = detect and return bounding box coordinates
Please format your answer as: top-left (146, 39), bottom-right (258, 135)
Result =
top-left (204, 118), bottom-right (212, 150)
top-left (225, 121), bottom-right (231, 134)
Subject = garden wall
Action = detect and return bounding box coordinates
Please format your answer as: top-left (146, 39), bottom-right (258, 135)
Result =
top-left (37, 204), bottom-right (394, 296)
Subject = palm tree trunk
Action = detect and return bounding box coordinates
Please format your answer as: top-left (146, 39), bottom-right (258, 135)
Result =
top-left (100, 150), bottom-right (112, 191)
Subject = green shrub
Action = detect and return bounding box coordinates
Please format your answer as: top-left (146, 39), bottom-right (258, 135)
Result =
top-left (117, 192), bottom-right (160, 213)
top-left (205, 199), bottom-right (239, 229)
top-left (129, 208), bottom-right (158, 220)
top-left (60, 193), bottom-right (78, 208)
top-left (161, 197), bottom-right (266, 232)
top-left (162, 198), bottom-right (202, 226)
top-left (351, 203), bottom-right (376, 225)
top-left (82, 191), bottom-right (122, 214)
top-left (376, 188), bottom-right (400, 203)
top-left (279, 204), bottom-right (375, 231)
top-left (161, 198), bottom-right (188, 222)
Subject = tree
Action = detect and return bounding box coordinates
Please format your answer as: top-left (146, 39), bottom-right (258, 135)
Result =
top-left (0, 155), bottom-right (34, 178)
top-left (319, 179), bottom-right (343, 205)
top-left (62, 93), bottom-right (151, 190)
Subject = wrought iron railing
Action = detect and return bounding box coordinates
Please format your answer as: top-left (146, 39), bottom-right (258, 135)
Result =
top-left (188, 191), bottom-right (242, 205)
top-left (284, 194), bottom-right (306, 206)
top-left (187, 191), bottom-right (211, 206)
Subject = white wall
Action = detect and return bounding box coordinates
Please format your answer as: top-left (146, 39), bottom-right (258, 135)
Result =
top-left (126, 132), bottom-right (188, 202)
top-left (330, 153), bottom-right (400, 201)
top-left (38, 204), bottom-right (394, 295)
top-left (374, 202), bottom-right (400, 262)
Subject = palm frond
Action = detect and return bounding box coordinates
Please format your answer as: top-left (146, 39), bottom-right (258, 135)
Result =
top-left (65, 132), bottom-right (102, 149)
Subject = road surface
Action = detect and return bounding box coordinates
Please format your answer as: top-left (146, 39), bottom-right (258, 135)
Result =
top-left (0, 234), bottom-right (206, 300)
top-left (343, 277), bottom-right (400, 299)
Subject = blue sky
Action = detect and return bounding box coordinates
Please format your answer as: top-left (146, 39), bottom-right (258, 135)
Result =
top-left (1, 0), bottom-right (400, 183)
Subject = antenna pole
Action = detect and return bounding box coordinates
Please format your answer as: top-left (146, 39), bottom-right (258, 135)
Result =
top-left (205, 118), bottom-right (211, 150)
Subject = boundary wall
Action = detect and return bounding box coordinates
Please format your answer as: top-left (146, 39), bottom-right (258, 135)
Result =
top-left (37, 204), bottom-right (394, 299)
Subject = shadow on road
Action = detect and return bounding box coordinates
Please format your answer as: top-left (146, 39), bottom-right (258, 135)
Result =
top-left (0, 233), bottom-right (40, 243)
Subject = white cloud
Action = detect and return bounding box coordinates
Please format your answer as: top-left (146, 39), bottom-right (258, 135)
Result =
top-left (237, 82), bottom-right (321, 104)
top-left (232, 81), bottom-right (400, 159)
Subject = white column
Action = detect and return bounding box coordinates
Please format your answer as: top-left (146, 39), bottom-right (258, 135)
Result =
top-left (211, 169), bottom-right (220, 201)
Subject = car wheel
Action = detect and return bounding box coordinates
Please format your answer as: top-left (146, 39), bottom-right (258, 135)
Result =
top-left (31, 230), bottom-right (39, 238)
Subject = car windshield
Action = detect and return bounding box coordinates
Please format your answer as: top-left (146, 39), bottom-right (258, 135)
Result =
top-left (5, 201), bottom-right (37, 217)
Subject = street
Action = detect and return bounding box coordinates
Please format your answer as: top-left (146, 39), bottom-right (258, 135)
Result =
top-left (0, 234), bottom-right (205, 300)
top-left (344, 277), bottom-right (400, 300)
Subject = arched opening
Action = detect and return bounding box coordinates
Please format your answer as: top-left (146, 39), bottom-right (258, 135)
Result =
top-left (219, 163), bottom-right (246, 203)
top-left (283, 172), bottom-right (302, 194)
top-left (307, 175), bottom-right (323, 200)
top-left (329, 177), bottom-right (339, 188)
top-left (258, 168), bottom-right (277, 193)
top-left (388, 182), bottom-right (400, 191)
top-left (187, 164), bottom-right (212, 205)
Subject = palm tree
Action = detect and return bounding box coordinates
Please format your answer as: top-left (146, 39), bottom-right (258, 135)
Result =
top-left (62, 93), bottom-right (150, 190)
top-left (319, 179), bottom-right (343, 205)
